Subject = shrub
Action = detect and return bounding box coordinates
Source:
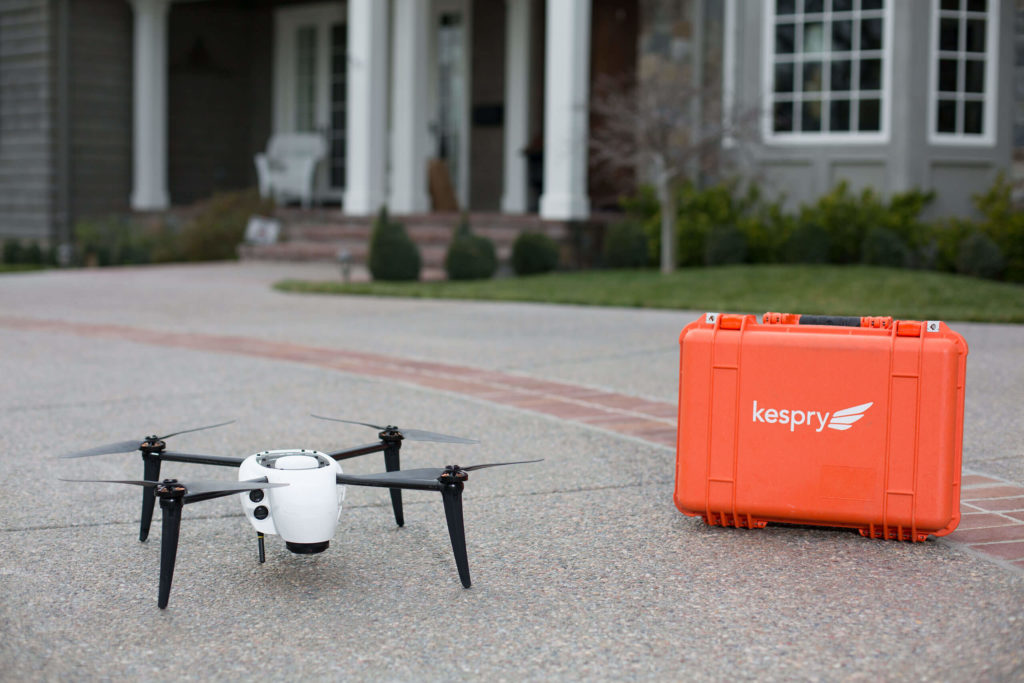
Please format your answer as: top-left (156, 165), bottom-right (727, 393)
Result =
top-left (445, 215), bottom-right (497, 280)
top-left (2, 239), bottom-right (23, 264)
top-left (704, 224), bottom-right (747, 266)
top-left (973, 173), bottom-right (1024, 282)
top-left (368, 206), bottom-right (421, 281)
top-left (602, 220), bottom-right (650, 268)
top-left (74, 216), bottom-right (154, 266)
top-left (956, 231), bottom-right (1005, 280)
top-left (861, 227), bottom-right (911, 268)
top-left (179, 188), bottom-right (274, 261)
top-left (783, 222), bottom-right (831, 263)
top-left (511, 231), bottom-right (559, 275)
top-left (23, 242), bottom-right (43, 265)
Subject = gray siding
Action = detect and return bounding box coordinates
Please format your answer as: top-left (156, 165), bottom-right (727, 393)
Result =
top-left (0, 0), bottom-right (54, 241)
top-left (69, 0), bottom-right (132, 220)
top-left (731, 0), bottom-right (1013, 218)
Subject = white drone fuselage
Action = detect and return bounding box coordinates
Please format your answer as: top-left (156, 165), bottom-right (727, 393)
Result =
top-left (238, 450), bottom-right (345, 551)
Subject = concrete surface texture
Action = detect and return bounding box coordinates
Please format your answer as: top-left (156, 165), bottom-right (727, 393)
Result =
top-left (0, 262), bottom-right (1021, 681)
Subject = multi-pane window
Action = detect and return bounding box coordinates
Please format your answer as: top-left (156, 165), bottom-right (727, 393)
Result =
top-left (294, 26), bottom-right (317, 133)
top-left (930, 0), bottom-right (998, 143)
top-left (766, 0), bottom-right (889, 140)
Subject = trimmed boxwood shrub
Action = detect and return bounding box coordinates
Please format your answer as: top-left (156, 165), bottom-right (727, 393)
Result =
top-left (602, 220), bottom-right (649, 268)
top-left (956, 231), bottom-right (1005, 280)
top-left (704, 224), bottom-right (747, 265)
top-left (368, 206), bottom-right (421, 281)
top-left (511, 231), bottom-right (559, 275)
top-left (445, 216), bottom-right (497, 280)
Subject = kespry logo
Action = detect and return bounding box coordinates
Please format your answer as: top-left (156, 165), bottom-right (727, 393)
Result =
top-left (752, 400), bottom-right (874, 433)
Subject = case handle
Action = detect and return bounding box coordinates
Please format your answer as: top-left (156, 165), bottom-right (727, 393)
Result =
top-left (762, 312), bottom-right (892, 329)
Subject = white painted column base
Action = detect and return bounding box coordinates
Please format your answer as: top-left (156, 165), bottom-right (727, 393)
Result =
top-left (129, 0), bottom-right (170, 210)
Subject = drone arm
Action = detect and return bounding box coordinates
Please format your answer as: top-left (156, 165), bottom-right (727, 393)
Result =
top-left (327, 442), bottom-right (387, 461)
top-left (160, 451), bottom-right (245, 468)
top-left (335, 472), bottom-right (441, 492)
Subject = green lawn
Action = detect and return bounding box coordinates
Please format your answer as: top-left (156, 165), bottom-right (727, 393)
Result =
top-left (275, 265), bottom-right (1024, 323)
top-left (0, 264), bottom-right (47, 274)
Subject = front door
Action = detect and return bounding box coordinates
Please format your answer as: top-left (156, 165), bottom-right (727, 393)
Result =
top-left (273, 4), bottom-right (346, 201)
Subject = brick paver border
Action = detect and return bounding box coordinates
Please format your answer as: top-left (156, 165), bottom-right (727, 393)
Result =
top-left (3, 314), bottom-right (1022, 572)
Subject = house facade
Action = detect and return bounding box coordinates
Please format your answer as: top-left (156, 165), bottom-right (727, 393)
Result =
top-left (0, 0), bottom-right (1017, 246)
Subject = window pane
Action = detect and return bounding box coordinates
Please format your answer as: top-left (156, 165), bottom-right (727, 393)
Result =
top-left (777, 0), bottom-right (796, 15)
top-left (862, 0), bottom-right (883, 10)
top-left (964, 101), bottom-right (983, 133)
top-left (940, 18), bottom-right (960, 51)
top-left (964, 59), bottom-right (985, 93)
top-left (774, 101), bottom-right (794, 132)
top-left (860, 58), bottom-right (882, 90)
top-left (830, 99), bottom-right (851, 131)
top-left (831, 0), bottom-right (853, 11)
top-left (805, 0), bottom-right (824, 13)
top-left (965, 20), bottom-right (986, 52)
top-left (831, 60), bottom-right (852, 91)
top-left (776, 23), bottom-right (795, 54)
top-left (775, 62), bottom-right (795, 92)
top-left (861, 18), bottom-right (883, 51)
top-left (941, 0), bottom-right (961, 9)
top-left (803, 61), bottom-right (823, 91)
top-left (937, 99), bottom-right (957, 132)
top-left (804, 22), bottom-right (825, 52)
top-left (295, 26), bottom-right (317, 132)
top-left (802, 100), bottom-right (823, 132)
top-left (938, 58), bottom-right (959, 92)
top-left (966, 0), bottom-right (986, 11)
top-left (858, 98), bottom-right (880, 131)
top-left (832, 20), bottom-right (852, 52)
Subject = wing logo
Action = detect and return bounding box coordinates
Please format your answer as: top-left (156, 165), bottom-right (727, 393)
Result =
top-left (827, 402), bottom-right (874, 431)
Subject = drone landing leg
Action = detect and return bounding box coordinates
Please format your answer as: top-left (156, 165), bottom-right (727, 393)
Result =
top-left (257, 532), bottom-right (265, 563)
top-left (440, 481), bottom-right (471, 588)
top-left (383, 444), bottom-right (404, 527)
top-left (157, 496), bottom-right (183, 609)
top-left (139, 453), bottom-right (161, 542)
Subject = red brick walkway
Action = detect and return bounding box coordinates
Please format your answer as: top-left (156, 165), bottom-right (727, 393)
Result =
top-left (3, 314), bottom-right (1022, 571)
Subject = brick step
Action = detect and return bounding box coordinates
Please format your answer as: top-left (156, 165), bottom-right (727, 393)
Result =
top-left (239, 239), bottom-right (515, 267)
top-left (285, 222), bottom-right (567, 245)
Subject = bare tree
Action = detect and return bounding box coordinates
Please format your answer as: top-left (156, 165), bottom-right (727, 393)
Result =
top-left (589, 68), bottom-right (760, 273)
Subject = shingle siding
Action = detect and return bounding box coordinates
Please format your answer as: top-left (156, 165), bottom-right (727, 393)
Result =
top-left (0, 1), bottom-right (54, 241)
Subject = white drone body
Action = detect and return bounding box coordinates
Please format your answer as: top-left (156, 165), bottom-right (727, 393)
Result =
top-left (238, 449), bottom-right (345, 553)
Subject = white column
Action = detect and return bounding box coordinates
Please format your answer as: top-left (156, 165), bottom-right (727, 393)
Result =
top-left (344, 0), bottom-right (389, 215)
top-left (539, 0), bottom-right (590, 220)
top-left (129, 0), bottom-right (170, 210)
top-left (389, 0), bottom-right (430, 213)
top-left (500, 0), bottom-right (532, 214)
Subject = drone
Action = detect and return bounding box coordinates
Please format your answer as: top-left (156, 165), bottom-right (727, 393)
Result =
top-left (60, 416), bottom-right (540, 608)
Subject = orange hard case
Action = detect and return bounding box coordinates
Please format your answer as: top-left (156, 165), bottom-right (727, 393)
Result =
top-left (674, 313), bottom-right (968, 541)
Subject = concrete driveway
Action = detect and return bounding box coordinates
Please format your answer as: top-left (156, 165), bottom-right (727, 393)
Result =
top-left (0, 263), bottom-right (1021, 681)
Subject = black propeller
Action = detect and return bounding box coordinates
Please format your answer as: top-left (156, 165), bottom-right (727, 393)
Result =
top-left (310, 415), bottom-right (479, 444)
top-left (336, 459), bottom-right (542, 588)
top-left (58, 421), bottom-right (236, 542)
top-left (61, 477), bottom-right (284, 608)
top-left (313, 414), bottom-right (479, 530)
top-left (58, 420), bottom-right (236, 458)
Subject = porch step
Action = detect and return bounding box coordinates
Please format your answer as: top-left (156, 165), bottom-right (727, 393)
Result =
top-left (239, 210), bottom-right (573, 270)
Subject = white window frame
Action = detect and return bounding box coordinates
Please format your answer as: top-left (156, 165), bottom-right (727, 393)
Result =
top-left (761, 0), bottom-right (894, 145)
top-left (927, 0), bottom-right (1000, 146)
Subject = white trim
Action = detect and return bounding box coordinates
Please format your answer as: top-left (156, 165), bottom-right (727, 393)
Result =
top-left (761, 0), bottom-right (893, 145)
top-left (927, 0), bottom-right (999, 147)
top-left (722, 0), bottom-right (737, 148)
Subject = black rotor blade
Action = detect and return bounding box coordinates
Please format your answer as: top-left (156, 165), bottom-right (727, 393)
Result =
top-left (59, 477), bottom-right (285, 501)
top-left (310, 415), bottom-right (479, 444)
top-left (59, 440), bottom-right (145, 459)
top-left (461, 459), bottom-right (543, 472)
top-left (59, 477), bottom-right (159, 487)
top-left (159, 420), bottom-right (235, 440)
